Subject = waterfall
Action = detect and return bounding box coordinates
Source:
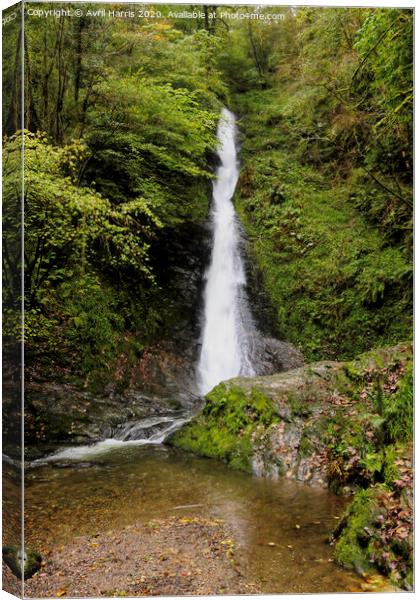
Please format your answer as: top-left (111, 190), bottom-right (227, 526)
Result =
top-left (30, 109), bottom-right (259, 465)
top-left (198, 108), bottom-right (256, 395)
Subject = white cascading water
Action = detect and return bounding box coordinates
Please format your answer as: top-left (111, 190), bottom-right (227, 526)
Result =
top-left (32, 413), bottom-right (190, 464)
top-left (198, 108), bottom-right (256, 395)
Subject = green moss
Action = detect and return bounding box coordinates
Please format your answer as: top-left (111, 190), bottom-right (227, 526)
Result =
top-left (344, 345), bottom-right (411, 381)
top-left (382, 446), bottom-right (400, 489)
top-left (334, 487), bottom-right (384, 573)
top-left (383, 361), bottom-right (413, 443)
top-left (288, 392), bottom-right (312, 418)
top-left (171, 415), bottom-right (253, 472)
top-left (333, 483), bottom-right (413, 589)
top-left (170, 384), bottom-right (278, 472)
top-left (322, 345), bottom-right (412, 490)
top-left (298, 431), bottom-right (314, 457)
top-left (326, 351), bottom-right (413, 588)
top-left (2, 546), bottom-right (42, 579)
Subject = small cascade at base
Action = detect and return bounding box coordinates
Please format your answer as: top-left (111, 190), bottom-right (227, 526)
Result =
top-left (32, 412), bottom-right (190, 464)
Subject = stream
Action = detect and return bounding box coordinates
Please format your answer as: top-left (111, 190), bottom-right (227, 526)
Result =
top-left (22, 109), bottom-right (365, 594)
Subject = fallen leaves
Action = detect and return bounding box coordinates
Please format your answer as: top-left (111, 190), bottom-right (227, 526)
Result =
top-left (24, 516), bottom-right (256, 597)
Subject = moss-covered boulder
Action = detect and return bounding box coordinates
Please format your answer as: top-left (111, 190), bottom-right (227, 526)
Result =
top-left (2, 545), bottom-right (42, 579)
top-left (171, 343), bottom-right (412, 488)
top-left (171, 359), bottom-right (351, 485)
top-left (170, 384), bottom-right (279, 472)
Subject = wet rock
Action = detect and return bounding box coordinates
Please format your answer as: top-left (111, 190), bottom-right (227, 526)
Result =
top-left (24, 379), bottom-right (198, 454)
top-left (131, 340), bottom-right (200, 402)
top-left (249, 334), bottom-right (304, 376)
top-left (2, 545), bottom-right (42, 579)
top-left (257, 336), bottom-right (304, 374)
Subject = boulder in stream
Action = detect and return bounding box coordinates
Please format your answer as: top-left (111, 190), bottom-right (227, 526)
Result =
top-left (170, 343), bottom-right (412, 488)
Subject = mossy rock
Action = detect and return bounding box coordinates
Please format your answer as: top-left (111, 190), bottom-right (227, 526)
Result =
top-left (343, 343), bottom-right (412, 382)
top-left (2, 545), bottom-right (42, 579)
top-left (333, 487), bottom-right (385, 574)
top-left (332, 484), bottom-right (413, 589)
top-left (172, 343), bottom-right (412, 487)
top-left (169, 383), bottom-right (278, 472)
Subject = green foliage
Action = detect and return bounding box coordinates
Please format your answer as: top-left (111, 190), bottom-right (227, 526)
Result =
top-left (2, 130), bottom-right (177, 379)
top-left (382, 446), bottom-right (399, 488)
top-left (298, 432), bottom-right (314, 457)
top-left (324, 410), bottom-right (378, 490)
top-left (329, 349), bottom-right (413, 586)
top-left (2, 3), bottom-right (22, 135)
top-left (288, 392), bottom-right (312, 418)
top-left (333, 483), bottom-right (413, 588)
top-left (233, 81), bottom-right (412, 361)
top-left (3, 12), bottom-right (226, 384)
top-left (61, 274), bottom-right (124, 375)
top-left (354, 9), bottom-right (413, 132)
top-left (85, 74), bottom-right (218, 224)
top-left (322, 346), bottom-right (412, 498)
top-left (2, 6), bottom-right (413, 411)
top-left (382, 361), bottom-right (413, 443)
top-left (341, 348), bottom-right (413, 445)
top-left (357, 249), bottom-right (412, 305)
top-left (3, 131), bottom-right (159, 305)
